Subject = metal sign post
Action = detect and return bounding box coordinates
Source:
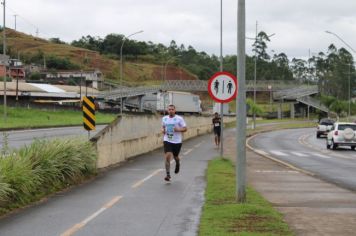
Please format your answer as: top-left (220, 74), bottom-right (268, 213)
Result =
top-left (237, 0), bottom-right (246, 203)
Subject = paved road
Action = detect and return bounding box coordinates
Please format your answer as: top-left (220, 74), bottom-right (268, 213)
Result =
top-left (249, 128), bottom-right (356, 191)
top-left (0, 132), bottom-right (219, 236)
top-left (0, 125), bottom-right (107, 150)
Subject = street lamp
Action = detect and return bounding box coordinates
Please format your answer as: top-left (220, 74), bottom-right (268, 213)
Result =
top-left (325, 30), bottom-right (356, 120)
top-left (247, 22), bottom-right (275, 129)
top-left (325, 31), bottom-right (356, 54)
top-left (119, 30), bottom-right (143, 115)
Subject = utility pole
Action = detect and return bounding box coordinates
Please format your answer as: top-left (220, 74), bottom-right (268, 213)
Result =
top-left (237, 0), bottom-right (246, 202)
top-left (349, 63), bottom-right (351, 121)
top-left (252, 21), bottom-right (258, 129)
top-left (2, 0), bottom-right (7, 121)
top-left (13, 14), bottom-right (17, 31)
top-left (219, 0), bottom-right (224, 157)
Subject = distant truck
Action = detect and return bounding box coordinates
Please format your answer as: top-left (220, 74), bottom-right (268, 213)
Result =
top-left (156, 91), bottom-right (202, 114)
top-left (213, 103), bottom-right (230, 115)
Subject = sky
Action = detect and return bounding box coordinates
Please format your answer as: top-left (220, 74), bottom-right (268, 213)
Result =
top-left (4, 0), bottom-right (356, 60)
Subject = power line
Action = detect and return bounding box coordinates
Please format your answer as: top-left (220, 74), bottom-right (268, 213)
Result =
top-left (4, 5), bottom-right (40, 36)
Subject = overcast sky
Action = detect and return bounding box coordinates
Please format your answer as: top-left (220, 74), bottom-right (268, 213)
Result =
top-left (5, 0), bottom-right (356, 59)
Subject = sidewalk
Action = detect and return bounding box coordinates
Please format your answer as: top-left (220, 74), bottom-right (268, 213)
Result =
top-left (224, 130), bottom-right (356, 236)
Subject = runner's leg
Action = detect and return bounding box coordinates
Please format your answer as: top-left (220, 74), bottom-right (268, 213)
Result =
top-left (172, 143), bottom-right (182, 174)
top-left (165, 152), bottom-right (172, 179)
top-left (163, 141), bottom-right (172, 181)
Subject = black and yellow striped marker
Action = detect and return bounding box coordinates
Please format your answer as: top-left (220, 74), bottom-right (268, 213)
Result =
top-left (83, 96), bottom-right (96, 131)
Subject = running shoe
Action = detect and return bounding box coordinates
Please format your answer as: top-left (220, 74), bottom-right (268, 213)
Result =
top-left (174, 162), bottom-right (180, 174)
top-left (164, 175), bottom-right (171, 181)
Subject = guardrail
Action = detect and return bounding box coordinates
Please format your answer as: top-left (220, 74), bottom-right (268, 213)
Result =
top-left (98, 80), bottom-right (315, 101)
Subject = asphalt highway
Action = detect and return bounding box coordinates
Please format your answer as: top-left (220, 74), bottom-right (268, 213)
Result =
top-left (249, 127), bottom-right (356, 191)
top-left (0, 131), bottom-right (220, 236)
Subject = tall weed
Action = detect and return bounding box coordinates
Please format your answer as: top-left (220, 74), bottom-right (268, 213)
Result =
top-left (0, 137), bottom-right (97, 211)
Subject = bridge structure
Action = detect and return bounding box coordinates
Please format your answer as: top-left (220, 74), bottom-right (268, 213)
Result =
top-left (272, 86), bottom-right (329, 118)
top-left (97, 80), bottom-right (324, 115)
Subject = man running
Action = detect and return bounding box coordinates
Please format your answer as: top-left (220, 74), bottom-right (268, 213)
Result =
top-left (212, 112), bottom-right (221, 147)
top-left (161, 104), bottom-right (187, 182)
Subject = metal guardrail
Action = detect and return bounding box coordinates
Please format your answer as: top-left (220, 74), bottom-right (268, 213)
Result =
top-left (273, 86), bottom-right (319, 100)
top-left (162, 80), bottom-right (312, 91)
top-left (296, 96), bottom-right (329, 113)
top-left (98, 80), bottom-right (315, 101)
top-left (97, 86), bottom-right (161, 100)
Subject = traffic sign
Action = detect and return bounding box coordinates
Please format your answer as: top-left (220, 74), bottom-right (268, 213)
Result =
top-left (208, 72), bottom-right (237, 103)
top-left (83, 96), bottom-right (96, 131)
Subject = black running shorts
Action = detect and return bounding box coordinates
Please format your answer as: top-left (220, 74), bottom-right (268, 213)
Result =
top-left (163, 141), bottom-right (182, 157)
top-left (214, 127), bottom-right (221, 137)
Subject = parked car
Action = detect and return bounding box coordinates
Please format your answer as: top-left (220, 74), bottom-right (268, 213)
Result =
top-left (316, 118), bottom-right (335, 138)
top-left (326, 122), bottom-right (356, 150)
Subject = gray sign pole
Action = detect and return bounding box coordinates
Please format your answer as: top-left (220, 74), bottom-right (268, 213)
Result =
top-left (237, 0), bottom-right (246, 202)
top-left (219, 0), bottom-right (224, 157)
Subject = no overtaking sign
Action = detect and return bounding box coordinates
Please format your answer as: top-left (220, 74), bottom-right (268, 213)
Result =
top-left (208, 72), bottom-right (238, 103)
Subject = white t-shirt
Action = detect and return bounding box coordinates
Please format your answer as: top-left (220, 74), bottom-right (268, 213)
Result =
top-left (162, 115), bottom-right (187, 144)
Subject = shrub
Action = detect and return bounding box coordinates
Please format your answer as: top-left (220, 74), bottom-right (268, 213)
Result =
top-left (0, 138), bottom-right (97, 210)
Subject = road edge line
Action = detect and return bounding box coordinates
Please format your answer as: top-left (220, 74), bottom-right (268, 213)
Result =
top-left (246, 133), bottom-right (316, 177)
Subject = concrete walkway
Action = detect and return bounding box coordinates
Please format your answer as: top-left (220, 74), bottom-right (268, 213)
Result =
top-left (224, 129), bottom-right (356, 236)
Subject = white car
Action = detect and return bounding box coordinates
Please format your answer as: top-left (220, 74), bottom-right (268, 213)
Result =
top-left (316, 118), bottom-right (334, 138)
top-left (326, 122), bottom-right (356, 150)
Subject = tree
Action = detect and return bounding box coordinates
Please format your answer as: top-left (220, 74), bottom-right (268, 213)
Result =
top-left (291, 58), bottom-right (308, 82)
top-left (252, 31), bottom-right (272, 61)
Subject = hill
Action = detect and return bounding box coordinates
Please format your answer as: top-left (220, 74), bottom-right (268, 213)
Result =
top-left (1, 29), bottom-right (198, 86)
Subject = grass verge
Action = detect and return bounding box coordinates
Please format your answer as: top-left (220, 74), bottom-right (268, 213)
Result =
top-left (199, 158), bottom-right (293, 236)
top-left (0, 106), bottom-right (117, 129)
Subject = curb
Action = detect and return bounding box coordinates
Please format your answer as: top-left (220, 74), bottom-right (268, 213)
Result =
top-left (246, 132), bottom-right (316, 177)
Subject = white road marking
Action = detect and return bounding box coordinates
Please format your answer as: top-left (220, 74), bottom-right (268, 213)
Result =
top-left (290, 151), bottom-right (309, 157)
top-left (183, 148), bottom-right (193, 156)
top-left (297, 133), bottom-right (355, 160)
top-left (312, 153), bottom-right (331, 159)
top-left (60, 196), bottom-right (122, 236)
top-left (131, 169), bottom-right (163, 189)
top-left (194, 141), bottom-right (203, 148)
top-left (270, 150), bottom-right (288, 156)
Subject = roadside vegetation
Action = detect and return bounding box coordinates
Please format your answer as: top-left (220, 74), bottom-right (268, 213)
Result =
top-left (0, 106), bottom-right (116, 129)
top-left (199, 158), bottom-right (293, 236)
top-left (0, 137), bottom-right (97, 216)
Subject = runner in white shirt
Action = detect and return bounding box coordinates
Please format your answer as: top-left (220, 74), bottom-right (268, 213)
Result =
top-left (161, 104), bottom-right (187, 181)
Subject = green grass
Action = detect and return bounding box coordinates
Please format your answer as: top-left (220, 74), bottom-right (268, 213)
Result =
top-left (199, 158), bottom-right (293, 236)
top-left (0, 106), bottom-right (117, 129)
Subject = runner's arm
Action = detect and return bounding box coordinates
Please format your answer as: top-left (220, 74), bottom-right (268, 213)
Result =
top-left (174, 126), bottom-right (187, 132)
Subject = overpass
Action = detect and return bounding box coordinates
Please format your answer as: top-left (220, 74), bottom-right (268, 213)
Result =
top-left (97, 80), bottom-right (319, 112)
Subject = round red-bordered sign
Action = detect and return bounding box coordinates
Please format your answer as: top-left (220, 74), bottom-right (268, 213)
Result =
top-left (208, 71), bottom-right (238, 103)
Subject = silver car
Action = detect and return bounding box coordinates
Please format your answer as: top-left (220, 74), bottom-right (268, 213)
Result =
top-left (316, 118), bottom-right (334, 138)
top-left (326, 122), bottom-right (356, 150)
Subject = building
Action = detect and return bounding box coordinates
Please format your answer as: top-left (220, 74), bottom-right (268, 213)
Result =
top-left (42, 69), bottom-right (103, 89)
top-left (0, 56), bottom-right (26, 80)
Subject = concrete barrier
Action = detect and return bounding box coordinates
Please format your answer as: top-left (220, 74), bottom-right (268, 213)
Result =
top-left (91, 114), bottom-right (235, 169)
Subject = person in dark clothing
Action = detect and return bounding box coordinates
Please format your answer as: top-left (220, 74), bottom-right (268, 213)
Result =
top-left (212, 112), bottom-right (221, 147)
